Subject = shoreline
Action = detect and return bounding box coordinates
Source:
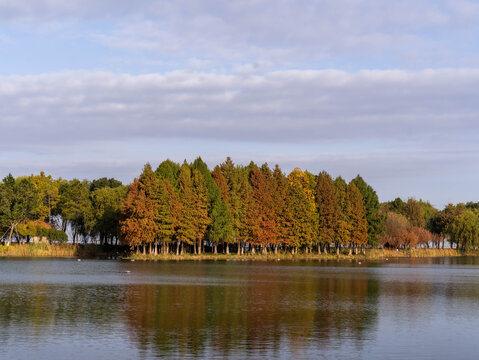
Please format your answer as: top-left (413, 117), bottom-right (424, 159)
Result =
top-left (125, 248), bottom-right (466, 261)
top-left (1, 244), bottom-right (475, 260)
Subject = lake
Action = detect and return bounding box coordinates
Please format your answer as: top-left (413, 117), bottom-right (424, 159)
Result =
top-left (0, 257), bottom-right (478, 359)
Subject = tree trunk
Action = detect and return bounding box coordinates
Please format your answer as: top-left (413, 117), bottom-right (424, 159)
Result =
top-left (348, 246), bottom-right (352, 256)
top-left (176, 241), bottom-right (180, 255)
top-left (274, 244), bottom-right (278, 255)
top-left (214, 244), bottom-right (218, 254)
top-left (237, 242), bottom-right (241, 255)
top-left (251, 246), bottom-right (255, 254)
top-left (198, 239), bottom-right (202, 255)
top-left (7, 224), bottom-right (15, 246)
top-left (143, 244), bottom-right (146, 255)
top-left (226, 243), bottom-right (229, 254)
top-left (149, 242), bottom-right (152, 255)
top-left (336, 244), bottom-right (340, 256)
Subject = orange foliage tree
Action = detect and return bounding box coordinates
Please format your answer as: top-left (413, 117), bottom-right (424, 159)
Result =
top-left (120, 178), bottom-right (157, 252)
top-left (249, 167), bottom-right (276, 252)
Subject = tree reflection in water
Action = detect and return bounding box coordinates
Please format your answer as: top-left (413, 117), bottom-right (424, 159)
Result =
top-left (123, 263), bottom-right (379, 358)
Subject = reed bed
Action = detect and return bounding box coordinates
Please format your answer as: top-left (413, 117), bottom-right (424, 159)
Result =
top-left (0, 244), bottom-right (470, 260)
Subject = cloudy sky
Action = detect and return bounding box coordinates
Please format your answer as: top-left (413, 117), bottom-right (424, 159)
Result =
top-left (1, 0), bottom-right (478, 207)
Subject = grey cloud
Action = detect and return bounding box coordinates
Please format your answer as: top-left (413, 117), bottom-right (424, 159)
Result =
top-left (1, 69), bottom-right (478, 149)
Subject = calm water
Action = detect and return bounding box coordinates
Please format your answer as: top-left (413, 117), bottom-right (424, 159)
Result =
top-left (0, 257), bottom-right (478, 359)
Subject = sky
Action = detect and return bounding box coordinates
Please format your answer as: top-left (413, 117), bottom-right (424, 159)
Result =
top-left (1, 0), bottom-right (478, 208)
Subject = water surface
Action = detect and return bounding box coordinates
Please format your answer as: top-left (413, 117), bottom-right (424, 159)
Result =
top-left (0, 257), bottom-right (478, 359)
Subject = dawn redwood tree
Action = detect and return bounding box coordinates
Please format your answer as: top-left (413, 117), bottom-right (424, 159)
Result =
top-left (334, 177), bottom-right (350, 255)
top-left (220, 158), bottom-right (247, 254)
top-left (176, 164), bottom-right (196, 254)
top-left (346, 182), bottom-right (368, 254)
top-left (192, 157), bottom-right (231, 253)
top-left (155, 159), bottom-right (181, 189)
top-left (138, 163), bottom-right (161, 253)
top-left (305, 170), bottom-right (317, 200)
top-left (208, 199), bottom-right (234, 254)
top-left (352, 175), bottom-right (385, 247)
top-left (287, 168), bottom-right (317, 253)
top-left (212, 166), bottom-right (230, 205)
top-left (249, 166), bottom-right (276, 253)
top-left (191, 169), bottom-right (209, 254)
top-left (316, 171), bottom-right (337, 254)
top-left (237, 166), bottom-right (254, 254)
top-left (120, 178), bottom-right (157, 252)
top-left (271, 165), bottom-right (292, 253)
top-left (212, 166), bottom-right (234, 253)
top-left (156, 179), bottom-right (181, 254)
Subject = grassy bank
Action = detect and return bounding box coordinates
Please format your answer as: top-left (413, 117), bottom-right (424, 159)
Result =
top-left (0, 244), bottom-right (474, 261)
top-left (126, 248), bottom-right (466, 261)
top-left (0, 243), bottom-right (127, 258)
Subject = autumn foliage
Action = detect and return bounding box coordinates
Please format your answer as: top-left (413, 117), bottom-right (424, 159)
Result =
top-left (5, 156), bottom-right (477, 254)
top-left (118, 158), bottom-right (373, 255)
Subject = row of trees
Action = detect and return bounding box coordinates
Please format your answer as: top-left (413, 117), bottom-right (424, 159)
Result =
top-left (120, 157), bottom-right (383, 255)
top-left (1, 157), bottom-right (478, 253)
top-left (381, 197), bottom-right (479, 251)
top-left (0, 172), bottom-right (126, 245)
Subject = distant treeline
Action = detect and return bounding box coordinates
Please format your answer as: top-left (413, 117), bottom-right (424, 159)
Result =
top-left (0, 157), bottom-right (478, 254)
